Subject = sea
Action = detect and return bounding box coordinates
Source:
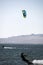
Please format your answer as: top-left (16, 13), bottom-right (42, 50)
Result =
top-left (0, 44), bottom-right (43, 65)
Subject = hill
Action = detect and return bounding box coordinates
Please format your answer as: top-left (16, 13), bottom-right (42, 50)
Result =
top-left (0, 34), bottom-right (43, 44)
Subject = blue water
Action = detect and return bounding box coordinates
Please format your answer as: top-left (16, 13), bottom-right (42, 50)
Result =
top-left (0, 44), bottom-right (43, 65)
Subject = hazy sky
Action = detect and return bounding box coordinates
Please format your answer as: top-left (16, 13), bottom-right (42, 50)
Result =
top-left (0, 0), bottom-right (43, 38)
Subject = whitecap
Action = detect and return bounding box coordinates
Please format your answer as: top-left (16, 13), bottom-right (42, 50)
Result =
top-left (4, 47), bottom-right (16, 49)
top-left (32, 59), bottom-right (43, 64)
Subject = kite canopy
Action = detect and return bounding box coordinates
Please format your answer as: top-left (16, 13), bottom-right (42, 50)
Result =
top-left (22, 10), bottom-right (27, 18)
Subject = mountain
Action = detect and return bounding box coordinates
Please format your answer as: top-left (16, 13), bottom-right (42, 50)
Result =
top-left (0, 34), bottom-right (43, 44)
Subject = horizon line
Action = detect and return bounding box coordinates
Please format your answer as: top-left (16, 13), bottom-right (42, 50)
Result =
top-left (0, 33), bottom-right (43, 38)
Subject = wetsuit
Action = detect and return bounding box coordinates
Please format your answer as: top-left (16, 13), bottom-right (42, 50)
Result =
top-left (21, 53), bottom-right (33, 65)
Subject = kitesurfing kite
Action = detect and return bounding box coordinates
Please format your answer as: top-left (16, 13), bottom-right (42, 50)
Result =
top-left (22, 10), bottom-right (27, 18)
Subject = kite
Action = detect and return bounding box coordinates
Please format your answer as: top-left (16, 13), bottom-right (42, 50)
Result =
top-left (22, 10), bottom-right (27, 18)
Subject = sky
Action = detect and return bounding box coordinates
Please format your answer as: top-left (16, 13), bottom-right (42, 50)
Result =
top-left (0, 0), bottom-right (43, 38)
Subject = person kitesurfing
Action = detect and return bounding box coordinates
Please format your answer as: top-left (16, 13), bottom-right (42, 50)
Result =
top-left (21, 53), bottom-right (33, 65)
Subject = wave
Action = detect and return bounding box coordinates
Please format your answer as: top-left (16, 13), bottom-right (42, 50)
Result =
top-left (4, 47), bottom-right (16, 49)
top-left (32, 59), bottom-right (43, 64)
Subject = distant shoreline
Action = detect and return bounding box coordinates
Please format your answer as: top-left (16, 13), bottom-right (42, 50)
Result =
top-left (0, 34), bottom-right (43, 44)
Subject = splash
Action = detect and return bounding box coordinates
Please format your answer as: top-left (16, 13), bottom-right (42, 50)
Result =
top-left (4, 47), bottom-right (16, 49)
top-left (32, 59), bottom-right (43, 64)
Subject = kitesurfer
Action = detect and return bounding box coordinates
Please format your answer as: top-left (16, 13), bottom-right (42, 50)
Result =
top-left (21, 53), bottom-right (33, 65)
